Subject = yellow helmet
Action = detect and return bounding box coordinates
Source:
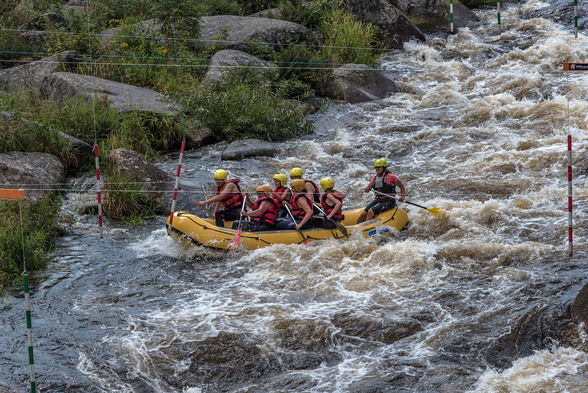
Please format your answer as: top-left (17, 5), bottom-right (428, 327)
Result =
top-left (273, 173), bottom-right (288, 186)
top-left (374, 158), bottom-right (387, 168)
top-left (290, 179), bottom-right (306, 192)
top-left (255, 185), bottom-right (272, 197)
top-left (214, 169), bottom-right (227, 180)
top-left (319, 177), bottom-right (334, 191)
top-left (289, 167), bottom-right (303, 178)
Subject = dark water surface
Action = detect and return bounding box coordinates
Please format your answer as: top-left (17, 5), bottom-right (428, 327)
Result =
top-left (2, 3), bottom-right (588, 392)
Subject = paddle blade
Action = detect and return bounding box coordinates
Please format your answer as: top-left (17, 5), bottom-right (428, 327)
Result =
top-left (231, 229), bottom-right (242, 249)
top-left (427, 207), bottom-right (447, 217)
top-left (335, 221), bottom-right (349, 238)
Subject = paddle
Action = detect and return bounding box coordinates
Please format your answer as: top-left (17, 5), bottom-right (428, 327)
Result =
top-left (372, 190), bottom-right (444, 216)
top-left (312, 203), bottom-right (348, 238)
top-left (230, 196), bottom-right (248, 249)
top-left (284, 204), bottom-right (308, 244)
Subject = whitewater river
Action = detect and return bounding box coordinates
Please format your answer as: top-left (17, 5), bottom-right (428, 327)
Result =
top-left (2, 3), bottom-right (588, 392)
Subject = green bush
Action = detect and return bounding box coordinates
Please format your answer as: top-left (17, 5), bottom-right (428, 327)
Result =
top-left (101, 170), bottom-right (159, 223)
top-left (189, 82), bottom-right (313, 141)
top-left (0, 195), bottom-right (61, 290)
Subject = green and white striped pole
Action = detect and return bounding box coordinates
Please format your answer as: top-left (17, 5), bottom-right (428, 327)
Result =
top-left (23, 273), bottom-right (37, 393)
top-left (450, 0), bottom-right (454, 34)
top-left (497, 0), bottom-right (501, 33)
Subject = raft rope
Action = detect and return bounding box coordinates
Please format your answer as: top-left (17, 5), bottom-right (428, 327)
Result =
top-left (167, 0), bottom-right (187, 229)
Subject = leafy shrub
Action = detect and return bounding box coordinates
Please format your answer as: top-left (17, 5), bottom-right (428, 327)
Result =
top-left (101, 170), bottom-right (159, 223)
top-left (189, 82), bottom-right (313, 141)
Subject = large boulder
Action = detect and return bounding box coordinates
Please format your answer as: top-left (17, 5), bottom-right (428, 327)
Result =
top-left (570, 282), bottom-right (588, 336)
top-left (198, 15), bottom-right (312, 51)
top-left (341, 0), bottom-right (425, 49)
top-left (40, 72), bottom-right (179, 115)
top-left (202, 49), bottom-right (279, 88)
top-left (527, 0), bottom-right (588, 31)
top-left (0, 152), bottom-right (65, 202)
top-left (318, 64), bottom-right (399, 104)
top-left (107, 148), bottom-right (204, 214)
top-left (394, 0), bottom-right (479, 32)
top-left (221, 138), bottom-right (281, 161)
top-left (0, 53), bottom-right (75, 91)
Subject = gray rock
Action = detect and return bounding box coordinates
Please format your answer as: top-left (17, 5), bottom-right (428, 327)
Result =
top-left (394, 0), bottom-right (479, 32)
top-left (24, 12), bottom-right (69, 31)
top-left (221, 138), bottom-right (281, 161)
top-left (319, 64), bottom-right (399, 104)
top-left (570, 282), bottom-right (588, 335)
top-left (63, 0), bottom-right (88, 12)
top-left (341, 0), bottom-right (425, 49)
top-left (198, 15), bottom-right (311, 51)
top-left (527, 0), bottom-right (588, 31)
top-left (58, 131), bottom-right (93, 167)
top-left (40, 72), bottom-right (179, 115)
top-left (249, 8), bottom-right (284, 19)
top-left (202, 49), bottom-right (278, 87)
top-left (184, 125), bottom-right (217, 150)
top-left (0, 53), bottom-right (71, 91)
top-left (0, 152), bottom-right (65, 202)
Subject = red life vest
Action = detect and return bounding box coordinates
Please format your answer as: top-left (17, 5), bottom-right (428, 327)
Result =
top-left (320, 191), bottom-right (345, 220)
top-left (290, 192), bottom-right (312, 220)
top-left (251, 196), bottom-right (280, 226)
top-left (305, 180), bottom-right (321, 204)
top-left (370, 171), bottom-right (397, 199)
top-left (216, 178), bottom-right (244, 209)
top-left (272, 185), bottom-right (287, 205)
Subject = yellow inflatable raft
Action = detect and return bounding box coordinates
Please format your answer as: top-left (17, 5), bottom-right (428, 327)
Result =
top-left (166, 207), bottom-right (409, 250)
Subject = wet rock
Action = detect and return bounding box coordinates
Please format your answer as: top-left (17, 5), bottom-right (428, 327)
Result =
top-left (0, 152), bottom-right (65, 202)
top-left (198, 15), bottom-right (312, 52)
top-left (221, 138), bottom-right (281, 161)
top-left (341, 0), bottom-right (425, 49)
top-left (570, 282), bottom-right (588, 335)
top-left (527, 1), bottom-right (588, 30)
top-left (201, 49), bottom-right (279, 88)
top-left (318, 64), bottom-right (399, 104)
top-left (394, 0), bottom-right (479, 33)
top-left (184, 125), bottom-right (217, 150)
top-left (40, 72), bottom-right (179, 116)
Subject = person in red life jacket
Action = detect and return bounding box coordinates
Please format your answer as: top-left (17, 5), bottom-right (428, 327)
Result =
top-left (198, 169), bottom-right (244, 228)
top-left (356, 158), bottom-right (406, 224)
top-left (276, 179), bottom-right (314, 230)
top-left (271, 173), bottom-right (291, 218)
top-left (236, 185), bottom-right (280, 232)
top-left (318, 177), bottom-right (345, 229)
top-left (289, 167), bottom-right (321, 212)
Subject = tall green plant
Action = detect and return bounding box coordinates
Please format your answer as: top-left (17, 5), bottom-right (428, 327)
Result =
top-left (0, 196), bottom-right (61, 290)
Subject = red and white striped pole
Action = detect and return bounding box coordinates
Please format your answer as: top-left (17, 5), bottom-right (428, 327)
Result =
top-left (567, 134), bottom-right (573, 256)
top-left (168, 139), bottom-right (185, 228)
top-left (94, 144), bottom-right (103, 238)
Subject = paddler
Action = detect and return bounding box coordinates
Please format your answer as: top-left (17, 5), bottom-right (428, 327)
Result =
top-left (198, 169), bottom-right (244, 228)
top-left (356, 158), bottom-right (406, 223)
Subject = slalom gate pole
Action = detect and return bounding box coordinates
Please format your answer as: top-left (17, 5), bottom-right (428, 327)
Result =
top-left (497, 0), bottom-right (501, 33)
top-left (168, 139), bottom-right (185, 228)
top-left (94, 144), bottom-right (103, 238)
top-left (561, 63), bottom-right (588, 256)
top-left (23, 273), bottom-right (37, 393)
top-left (0, 189), bottom-right (36, 392)
top-left (450, 0), bottom-right (454, 34)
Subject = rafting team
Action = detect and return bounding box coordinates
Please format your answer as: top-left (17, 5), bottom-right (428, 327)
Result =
top-left (197, 158), bottom-right (406, 232)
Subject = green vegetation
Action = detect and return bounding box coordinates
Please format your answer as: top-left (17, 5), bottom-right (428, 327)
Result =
top-left (0, 0), bottom-right (387, 288)
top-left (0, 195), bottom-right (62, 291)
